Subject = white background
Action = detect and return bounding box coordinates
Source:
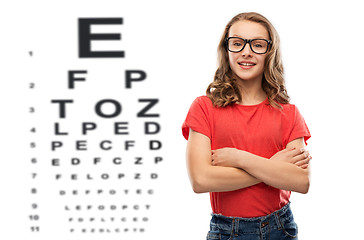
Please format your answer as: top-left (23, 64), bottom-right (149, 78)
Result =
top-left (1, 0), bottom-right (364, 239)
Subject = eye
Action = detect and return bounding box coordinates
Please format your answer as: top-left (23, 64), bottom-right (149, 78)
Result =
top-left (227, 38), bottom-right (247, 52)
top-left (253, 42), bottom-right (263, 48)
top-left (231, 39), bottom-right (244, 46)
top-left (252, 40), bottom-right (267, 48)
top-left (228, 38), bottom-right (245, 48)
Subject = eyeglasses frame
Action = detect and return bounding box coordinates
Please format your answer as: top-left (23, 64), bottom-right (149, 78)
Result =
top-left (225, 37), bottom-right (272, 54)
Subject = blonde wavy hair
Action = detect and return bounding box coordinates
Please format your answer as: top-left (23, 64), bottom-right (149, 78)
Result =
top-left (206, 12), bottom-right (289, 108)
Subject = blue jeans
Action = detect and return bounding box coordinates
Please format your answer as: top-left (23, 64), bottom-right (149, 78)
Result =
top-left (206, 203), bottom-right (298, 240)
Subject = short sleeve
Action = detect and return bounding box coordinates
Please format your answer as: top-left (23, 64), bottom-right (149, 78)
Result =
top-left (181, 96), bottom-right (212, 140)
top-left (284, 105), bottom-right (311, 146)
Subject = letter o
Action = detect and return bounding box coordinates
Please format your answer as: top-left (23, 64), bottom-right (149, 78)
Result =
top-left (95, 99), bottom-right (122, 118)
top-left (101, 173), bottom-right (109, 179)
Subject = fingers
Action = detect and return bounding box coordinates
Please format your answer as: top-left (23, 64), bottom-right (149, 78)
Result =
top-left (291, 148), bottom-right (310, 162)
top-left (284, 148), bottom-right (306, 160)
top-left (211, 151), bottom-right (216, 165)
top-left (288, 147), bottom-right (305, 155)
top-left (297, 163), bottom-right (309, 169)
top-left (294, 155), bottom-right (312, 169)
top-left (282, 147), bottom-right (294, 152)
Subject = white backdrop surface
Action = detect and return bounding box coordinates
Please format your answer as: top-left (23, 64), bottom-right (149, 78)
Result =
top-left (1, 0), bottom-right (364, 239)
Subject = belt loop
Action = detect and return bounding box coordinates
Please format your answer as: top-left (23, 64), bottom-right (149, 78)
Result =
top-left (234, 218), bottom-right (239, 236)
top-left (275, 213), bottom-right (282, 230)
top-left (231, 219), bottom-right (235, 236)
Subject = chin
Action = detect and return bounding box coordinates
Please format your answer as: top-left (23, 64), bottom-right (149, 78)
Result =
top-left (232, 67), bottom-right (264, 82)
top-left (235, 73), bottom-right (262, 82)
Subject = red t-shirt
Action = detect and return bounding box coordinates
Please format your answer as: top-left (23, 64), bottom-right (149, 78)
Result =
top-left (182, 96), bottom-right (311, 218)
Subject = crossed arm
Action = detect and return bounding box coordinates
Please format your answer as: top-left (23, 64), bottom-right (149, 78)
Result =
top-left (186, 129), bottom-right (311, 194)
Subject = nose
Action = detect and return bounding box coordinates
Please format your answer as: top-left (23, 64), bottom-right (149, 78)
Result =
top-left (241, 42), bottom-right (253, 57)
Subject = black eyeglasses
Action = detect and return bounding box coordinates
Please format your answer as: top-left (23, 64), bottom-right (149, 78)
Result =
top-left (225, 37), bottom-right (272, 54)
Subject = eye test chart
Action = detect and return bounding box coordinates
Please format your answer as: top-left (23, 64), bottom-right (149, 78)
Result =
top-left (6, 18), bottom-right (165, 240)
top-left (1, 1), bottom-right (364, 240)
top-left (0, 2), bottom-right (181, 240)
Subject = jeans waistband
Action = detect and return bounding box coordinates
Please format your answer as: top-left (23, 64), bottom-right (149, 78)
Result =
top-left (210, 202), bottom-right (293, 235)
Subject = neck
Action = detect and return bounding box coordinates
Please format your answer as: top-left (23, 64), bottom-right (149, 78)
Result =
top-left (236, 77), bottom-right (266, 105)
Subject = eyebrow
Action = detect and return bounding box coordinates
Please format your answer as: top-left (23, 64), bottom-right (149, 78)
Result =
top-left (230, 34), bottom-right (268, 39)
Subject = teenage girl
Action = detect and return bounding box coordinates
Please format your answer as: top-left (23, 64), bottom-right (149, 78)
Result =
top-left (182, 12), bottom-right (311, 239)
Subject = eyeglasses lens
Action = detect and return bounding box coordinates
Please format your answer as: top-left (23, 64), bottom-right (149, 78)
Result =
top-left (228, 38), bottom-right (269, 54)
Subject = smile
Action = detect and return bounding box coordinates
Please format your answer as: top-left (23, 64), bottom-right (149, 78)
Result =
top-left (238, 62), bottom-right (255, 66)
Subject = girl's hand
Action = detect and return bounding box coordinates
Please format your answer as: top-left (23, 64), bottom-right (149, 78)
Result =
top-left (211, 148), bottom-right (242, 168)
top-left (270, 147), bottom-right (311, 169)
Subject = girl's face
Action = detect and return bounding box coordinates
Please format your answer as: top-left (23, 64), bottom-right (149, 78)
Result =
top-left (228, 20), bottom-right (269, 83)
